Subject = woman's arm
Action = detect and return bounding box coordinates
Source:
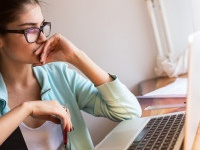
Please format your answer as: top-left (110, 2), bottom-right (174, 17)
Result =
top-left (34, 34), bottom-right (113, 86)
top-left (0, 102), bottom-right (30, 144)
top-left (34, 34), bottom-right (142, 120)
top-left (0, 100), bottom-right (72, 144)
top-left (69, 50), bottom-right (113, 86)
top-left (67, 71), bottom-right (142, 121)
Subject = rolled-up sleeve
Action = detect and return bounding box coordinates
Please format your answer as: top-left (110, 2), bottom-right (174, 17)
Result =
top-left (39, 63), bottom-right (142, 122)
top-left (93, 75), bottom-right (142, 121)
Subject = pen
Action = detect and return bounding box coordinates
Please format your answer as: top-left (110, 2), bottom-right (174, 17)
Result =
top-left (144, 103), bottom-right (186, 110)
top-left (63, 128), bottom-right (68, 148)
top-left (62, 105), bottom-right (68, 148)
top-left (62, 106), bottom-right (74, 149)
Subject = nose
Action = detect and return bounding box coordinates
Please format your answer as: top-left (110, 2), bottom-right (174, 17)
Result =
top-left (36, 31), bottom-right (47, 43)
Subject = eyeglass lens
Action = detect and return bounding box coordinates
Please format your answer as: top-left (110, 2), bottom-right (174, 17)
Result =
top-left (26, 23), bottom-right (51, 43)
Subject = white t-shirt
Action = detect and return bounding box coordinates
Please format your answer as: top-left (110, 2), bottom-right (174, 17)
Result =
top-left (19, 121), bottom-right (64, 150)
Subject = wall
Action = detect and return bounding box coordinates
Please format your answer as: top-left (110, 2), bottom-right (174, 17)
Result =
top-left (161, 0), bottom-right (193, 58)
top-left (42, 0), bottom-right (157, 146)
top-left (191, 0), bottom-right (200, 32)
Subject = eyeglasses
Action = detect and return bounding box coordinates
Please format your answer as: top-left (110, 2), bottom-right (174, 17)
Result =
top-left (2, 22), bottom-right (51, 43)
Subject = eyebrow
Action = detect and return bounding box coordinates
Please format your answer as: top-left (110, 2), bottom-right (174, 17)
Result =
top-left (18, 19), bottom-right (45, 27)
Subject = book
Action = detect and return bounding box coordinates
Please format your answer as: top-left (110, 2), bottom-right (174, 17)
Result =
top-left (137, 78), bottom-right (187, 98)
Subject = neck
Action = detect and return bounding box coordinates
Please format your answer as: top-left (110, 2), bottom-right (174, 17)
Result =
top-left (0, 62), bottom-right (34, 86)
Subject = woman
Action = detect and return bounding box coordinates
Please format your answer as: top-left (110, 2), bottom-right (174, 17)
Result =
top-left (0, 0), bottom-right (142, 149)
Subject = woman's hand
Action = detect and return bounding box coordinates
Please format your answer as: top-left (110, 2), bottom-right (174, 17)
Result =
top-left (34, 33), bottom-right (79, 65)
top-left (27, 100), bottom-right (73, 131)
top-left (34, 33), bottom-right (113, 86)
top-left (0, 100), bottom-right (73, 144)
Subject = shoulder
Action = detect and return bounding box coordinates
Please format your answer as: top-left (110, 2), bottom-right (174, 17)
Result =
top-left (34, 62), bottom-right (69, 73)
top-left (33, 62), bottom-right (79, 79)
top-left (41, 62), bottom-right (68, 70)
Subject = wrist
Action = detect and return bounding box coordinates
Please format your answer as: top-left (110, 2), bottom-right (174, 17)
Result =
top-left (21, 101), bottom-right (33, 116)
top-left (68, 49), bottom-right (85, 66)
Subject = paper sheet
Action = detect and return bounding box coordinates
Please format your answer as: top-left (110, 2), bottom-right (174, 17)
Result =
top-left (137, 78), bottom-right (187, 98)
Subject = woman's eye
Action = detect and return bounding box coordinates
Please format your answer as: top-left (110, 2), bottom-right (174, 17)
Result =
top-left (28, 28), bottom-right (39, 34)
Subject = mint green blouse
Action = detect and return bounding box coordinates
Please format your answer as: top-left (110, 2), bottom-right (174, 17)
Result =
top-left (0, 62), bottom-right (142, 150)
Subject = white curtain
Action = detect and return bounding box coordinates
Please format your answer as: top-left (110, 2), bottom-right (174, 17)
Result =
top-left (146, 0), bottom-right (193, 77)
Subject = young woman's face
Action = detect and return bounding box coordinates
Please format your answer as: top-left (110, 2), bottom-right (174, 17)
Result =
top-left (0, 4), bottom-right (46, 65)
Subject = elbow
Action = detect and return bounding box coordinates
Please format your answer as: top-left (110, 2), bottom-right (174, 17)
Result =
top-left (135, 104), bottom-right (142, 117)
top-left (125, 104), bottom-right (143, 120)
top-left (110, 106), bottom-right (142, 122)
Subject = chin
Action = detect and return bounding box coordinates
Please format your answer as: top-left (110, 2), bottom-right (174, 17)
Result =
top-left (32, 56), bottom-right (41, 63)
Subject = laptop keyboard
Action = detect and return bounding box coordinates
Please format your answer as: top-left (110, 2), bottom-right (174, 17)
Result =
top-left (128, 113), bottom-right (185, 150)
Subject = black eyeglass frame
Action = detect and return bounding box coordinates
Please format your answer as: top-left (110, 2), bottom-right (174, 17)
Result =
top-left (2, 22), bottom-right (51, 43)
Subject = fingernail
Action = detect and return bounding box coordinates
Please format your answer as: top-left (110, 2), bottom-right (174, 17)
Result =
top-left (70, 127), bottom-right (74, 132)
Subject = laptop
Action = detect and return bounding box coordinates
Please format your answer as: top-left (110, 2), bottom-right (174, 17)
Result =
top-left (94, 32), bottom-right (200, 150)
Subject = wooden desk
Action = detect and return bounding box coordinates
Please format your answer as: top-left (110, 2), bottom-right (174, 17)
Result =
top-left (137, 75), bottom-right (187, 117)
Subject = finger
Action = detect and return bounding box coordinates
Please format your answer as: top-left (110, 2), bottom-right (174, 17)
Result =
top-left (33, 44), bottom-right (49, 64)
top-left (34, 44), bottom-right (45, 55)
top-left (40, 51), bottom-right (48, 64)
top-left (40, 35), bottom-right (60, 63)
top-left (62, 109), bottom-right (73, 131)
top-left (40, 42), bottom-right (53, 64)
top-left (65, 109), bottom-right (74, 131)
top-left (63, 107), bottom-right (72, 130)
top-left (66, 108), bottom-right (71, 119)
top-left (52, 104), bottom-right (72, 131)
top-left (63, 114), bottom-right (73, 131)
top-left (62, 106), bottom-right (71, 120)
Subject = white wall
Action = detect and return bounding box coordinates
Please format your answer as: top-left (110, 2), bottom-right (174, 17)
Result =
top-left (191, 0), bottom-right (200, 32)
top-left (42, 0), bottom-right (157, 146)
top-left (161, 0), bottom-right (193, 58)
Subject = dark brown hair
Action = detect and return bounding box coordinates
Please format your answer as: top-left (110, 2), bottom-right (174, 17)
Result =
top-left (0, 0), bottom-right (40, 34)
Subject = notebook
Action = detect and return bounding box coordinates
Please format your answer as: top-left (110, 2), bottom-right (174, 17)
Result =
top-left (94, 32), bottom-right (200, 150)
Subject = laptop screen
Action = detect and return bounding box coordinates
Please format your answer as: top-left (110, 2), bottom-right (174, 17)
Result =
top-left (184, 31), bottom-right (200, 149)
